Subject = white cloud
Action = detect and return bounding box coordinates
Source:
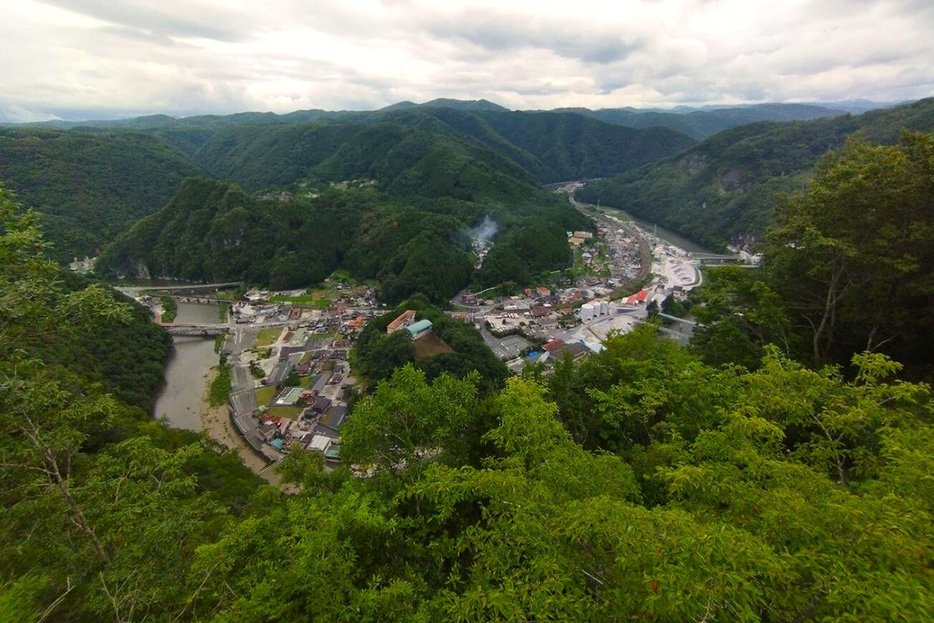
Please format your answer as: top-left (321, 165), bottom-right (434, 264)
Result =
top-left (0, 0), bottom-right (931, 119)
top-left (0, 103), bottom-right (62, 123)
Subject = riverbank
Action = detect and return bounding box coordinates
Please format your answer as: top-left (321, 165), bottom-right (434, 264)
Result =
top-left (200, 367), bottom-right (282, 486)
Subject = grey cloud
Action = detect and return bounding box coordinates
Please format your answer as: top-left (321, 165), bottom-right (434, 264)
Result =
top-left (421, 8), bottom-right (643, 64)
top-left (2, 0), bottom-right (933, 119)
top-left (40, 0), bottom-right (253, 41)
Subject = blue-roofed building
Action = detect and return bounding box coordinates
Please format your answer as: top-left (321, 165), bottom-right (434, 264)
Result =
top-left (406, 319), bottom-right (433, 340)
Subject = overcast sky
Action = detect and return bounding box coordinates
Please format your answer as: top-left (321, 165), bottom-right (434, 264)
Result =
top-left (2, 0), bottom-right (933, 121)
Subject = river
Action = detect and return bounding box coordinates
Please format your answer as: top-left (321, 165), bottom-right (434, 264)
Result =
top-left (152, 302), bottom-right (223, 430)
top-left (569, 194), bottom-right (713, 254)
top-left (615, 210), bottom-right (714, 255)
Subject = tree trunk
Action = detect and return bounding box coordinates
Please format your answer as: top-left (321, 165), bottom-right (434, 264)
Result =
top-left (812, 267), bottom-right (842, 365)
top-left (44, 449), bottom-right (110, 565)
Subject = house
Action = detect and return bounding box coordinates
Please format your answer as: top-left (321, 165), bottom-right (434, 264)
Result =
top-left (311, 396), bottom-right (332, 414)
top-left (311, 372), bottom-right (331, 394)
top-left (322, 405), bottom-right (348, 429)
top-left (346, 316), bottom-right (365, 331)
top-left (308, 435), bottom-right (333, 453)
top-left (536, 286), bottom-right (551, 297)
top-left (407, 319), bottom-right (433, 340)
top-left (624, 290), bottom-right (648, 306)
top-left (524, 288), bottom-right (533, 297)
top-left (573, 231), bottom-right (594, 240)
top-left (387, 309), bottom-right (417, 333)
top-left (543, 338), bottom-right (565, 352)
top-left (550, 341), bottom-right (591, 364)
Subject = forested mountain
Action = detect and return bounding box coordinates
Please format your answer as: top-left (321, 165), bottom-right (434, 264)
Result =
top-left (0, 128), bottom-right (203, 261)
top-left (380, 98), bottom-right (511, 112)
top-left (94, 169), bottom-right (583, 302)
top-left (2, 102), bottom-right (691, 266)
top-left (95, 179), bottom-right (477, 301)
top-left (558, 102), bottom-right (844, 140)
top-left (576, 97), bottom-right (934, 248)
top-left (4, 179), bottom-right (934, 621)
top-left (192, 108), bottom-right (695, 187)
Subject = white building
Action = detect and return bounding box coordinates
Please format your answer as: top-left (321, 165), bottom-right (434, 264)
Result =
top-left (580, 302), bottom-right (596, 323)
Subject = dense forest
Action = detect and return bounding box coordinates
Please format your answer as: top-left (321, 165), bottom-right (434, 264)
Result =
top-left (3, 149), bottom-right (934, 620)
top-left (690, 132), bottom-right (934, 376)
top-left (3, 102), bottom-right (669, 282)
top-left (576, 98), bottom-right (934, 249)
top-left (0, 128), bottom-right (202, 261)
top-left (352, 297), bottom-right (509, 391)
top-left (95, 179), bottom-right (482, 302)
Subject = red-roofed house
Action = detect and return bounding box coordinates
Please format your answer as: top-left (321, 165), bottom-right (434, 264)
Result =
top-left (386, 310), bottom-right (416, 333)
top-left (543, 338), bottom-right (565, 352)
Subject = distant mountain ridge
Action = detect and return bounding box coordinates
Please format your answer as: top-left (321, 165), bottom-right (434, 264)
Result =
top-left (1, 95), bottom-right (928, 264)
top-left (553, 103), bottom-right (847, 140)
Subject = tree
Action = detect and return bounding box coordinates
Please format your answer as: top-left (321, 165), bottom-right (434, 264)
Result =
top-left (340, 365), bottom-right (480, 474)
top-left (691, 265), bottom-right (794, 368)
top-left (763, 133), bottom-right (934, 367)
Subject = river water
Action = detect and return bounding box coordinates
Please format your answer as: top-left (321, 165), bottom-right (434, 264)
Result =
top-left (613, 209), bottom-right (713, 254)
top-left (152, 302), bottom-right (223, 430)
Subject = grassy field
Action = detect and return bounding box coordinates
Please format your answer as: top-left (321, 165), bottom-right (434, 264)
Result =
top-left (255, 385), bottom-right (277, 406)
top-left (271, 287), bottom-right (332, 307)
top-left (254, 327), bottom-right (283, 348)
top-left (414, 332), bottom-right (455, 358)
top-left (268, 406), bottom-right (303, 419)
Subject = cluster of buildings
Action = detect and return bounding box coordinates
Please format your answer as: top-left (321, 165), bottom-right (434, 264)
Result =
top-left (387, 309), bottom-right (434, 340)
top-left (227, 284), bottom-right (380, 467)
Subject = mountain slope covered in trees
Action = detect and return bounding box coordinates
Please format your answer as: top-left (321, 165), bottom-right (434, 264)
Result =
top-left (0, 128), bottom-right (203, 261)
top-left (4, 177), bottom-right (934, 621)
top-left (95, 179), bottom-right (480, 302)
top-left (576, 98), bottom-right (934, 248)
top-left (2, 103), bottom-right (691, 265)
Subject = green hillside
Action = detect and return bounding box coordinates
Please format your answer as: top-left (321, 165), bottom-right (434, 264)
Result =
top-left (96, 178), bottom-right (479, 302)
top-left (576, 98), bottom-right (934, 248)
top-left (6, 174), bottom-right (934, 620)
top-left (381, 107), bottom-right (696, 182)
top-left (561, 103), bottom-right (844, 140)
top-left (0, 128), bottom-right (203, 261)
top-left (192, 109), bottom-right (696, 188)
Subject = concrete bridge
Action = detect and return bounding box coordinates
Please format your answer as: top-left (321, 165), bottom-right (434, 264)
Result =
top-left (159, 294), bottom-right (230, 305)
top-left (688, 253), bottom-right (743, 265)
top-left (164, 323), bottom-right (230, 337)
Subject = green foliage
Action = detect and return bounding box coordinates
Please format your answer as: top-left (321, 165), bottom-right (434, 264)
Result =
top-left (209, 359), bottom-right (232, 407)
top-left (353, 299), bottom-right (508, 392)
top-left (692, 133), bottom-right (934, 373)
top-left (1, 185), bottom-right (263, 619)
top-left (5, 104), bottom-right (934, 621)
top-left (566, 102), bottom-right (844, 140)
top-left (159, 296), bottom-right (177, 323)
top-left (578, 98), bottom-right (934, 248)
top-left (473, 220), bottom-right (574, 288)
top-left (0, 128), bottom-right (202, 261)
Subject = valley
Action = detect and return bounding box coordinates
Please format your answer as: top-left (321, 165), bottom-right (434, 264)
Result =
top-left (2, 93), bottom-right (933, 621)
